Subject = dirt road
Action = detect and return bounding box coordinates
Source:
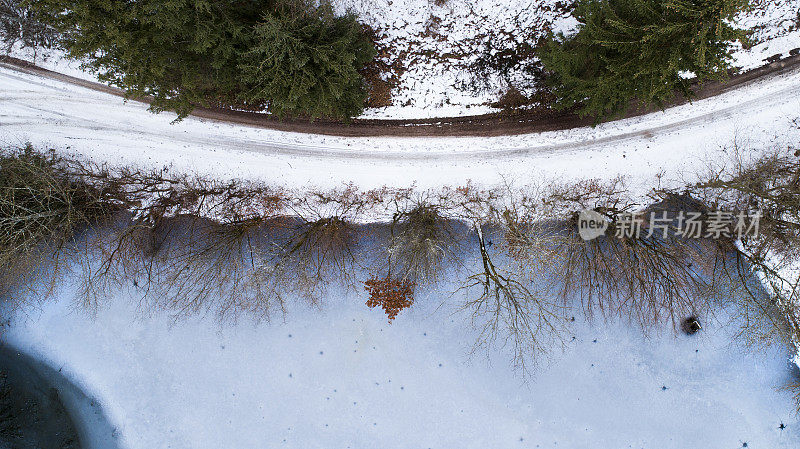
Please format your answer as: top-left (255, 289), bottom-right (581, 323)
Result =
top-left (2, 53), bottom-right (799, 137)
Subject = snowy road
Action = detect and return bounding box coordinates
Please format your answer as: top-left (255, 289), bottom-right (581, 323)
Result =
top-left (1, 64), bottom-right (800, 191)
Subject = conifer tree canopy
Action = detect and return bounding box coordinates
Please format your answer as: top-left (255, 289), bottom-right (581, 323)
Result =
top-left (239, 1), bottom-right (375, 119)
top-left (539, 0), bottom-right (749, 121)
top-left (30, 0), bottom-right (374, 119)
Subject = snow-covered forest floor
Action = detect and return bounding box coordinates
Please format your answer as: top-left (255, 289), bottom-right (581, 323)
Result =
top-left (331, 0), bottom-right (800, 118)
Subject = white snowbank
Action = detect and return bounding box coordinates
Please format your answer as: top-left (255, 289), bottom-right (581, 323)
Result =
top-left (5, 280), bottom-right (799, 449)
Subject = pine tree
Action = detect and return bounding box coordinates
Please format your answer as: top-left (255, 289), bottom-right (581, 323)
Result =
top-left (239, 1), bottom-right (375, 120)
top-left (539, 0), bottom-right (749, 120)
top-left (31, 0), bottom-right (375, 119)
top-left (1, 0), bottom-right (58, 54)
top-left (32, 0), bottom-right (267, 117)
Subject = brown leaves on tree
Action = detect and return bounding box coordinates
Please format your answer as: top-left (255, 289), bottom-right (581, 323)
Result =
top-left (364, 276), bottom-right (415, 322)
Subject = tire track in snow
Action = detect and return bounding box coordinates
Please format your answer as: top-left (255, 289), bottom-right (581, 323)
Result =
top-left (1, 65), bottom-right (800, 162)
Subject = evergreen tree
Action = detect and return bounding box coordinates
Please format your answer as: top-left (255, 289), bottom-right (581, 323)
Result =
top-left (539, 0), bottom-right (749, 120)
top-left (31, 0), bottom-right (374, 119)
top-left (32, 0), bottom-right (266, 117)
top-left (1, 0), bottom-right (58, 54)
top-left (239, 1), bottom-right (375, 119)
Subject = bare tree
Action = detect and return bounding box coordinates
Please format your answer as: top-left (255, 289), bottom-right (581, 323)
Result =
top-left (460, 224), bottom-right (567, 372)
top-left (385, 202), bottom-right (464, 285)
top-left (684, 147), bottom-right (800, 349)
top-left (273, 215), bottom-right (359, 301)
top-left (0, 147), bottom-right (113, 306)
top-left (499, 178), bottom-right (726, 332)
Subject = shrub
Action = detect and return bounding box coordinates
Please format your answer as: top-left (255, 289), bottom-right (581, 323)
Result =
top-left (493, 87), bottom-right (531, 110)
top-left (278, 216), bottom-right (359, 292)
top-left (387, 204), bottom-right (462, 285)
top-left (239, 1), bottom-right (375, 119)
top-left (539, 0), bottom-right (748, 120)
top-left (136, 217), bottom-right (293, 321)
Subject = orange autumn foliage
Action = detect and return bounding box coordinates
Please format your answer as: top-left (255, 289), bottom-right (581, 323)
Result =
top-left (364, 276), bottom-right (415, 322)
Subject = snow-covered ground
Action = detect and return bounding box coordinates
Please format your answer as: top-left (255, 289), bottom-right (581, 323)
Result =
top-left (3, 8), bottom-right (800, 447)
top-left (2, 61), bottom-right (799, 197)
top-left (5, 274), bottom-right (800, 449)
top-left (332, 0), bottom-right (574, 118)
top-left (332, 0), bottom-right (800, 118)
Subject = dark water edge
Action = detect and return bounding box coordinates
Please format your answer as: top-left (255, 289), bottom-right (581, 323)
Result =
top-left (0, 345), bottom-right (121, 449)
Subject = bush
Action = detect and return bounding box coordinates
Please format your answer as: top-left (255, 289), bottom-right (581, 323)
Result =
top-left (539, 0), bottom-right (748, 120)
top-left (387, 204), bottom-right (462, 285)
top-left (493, 87), bottom-right (531, 110)
top-left (31, 0), bottom-right (374, 119)
top-left (278, 216), bottom-right (359, 292)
